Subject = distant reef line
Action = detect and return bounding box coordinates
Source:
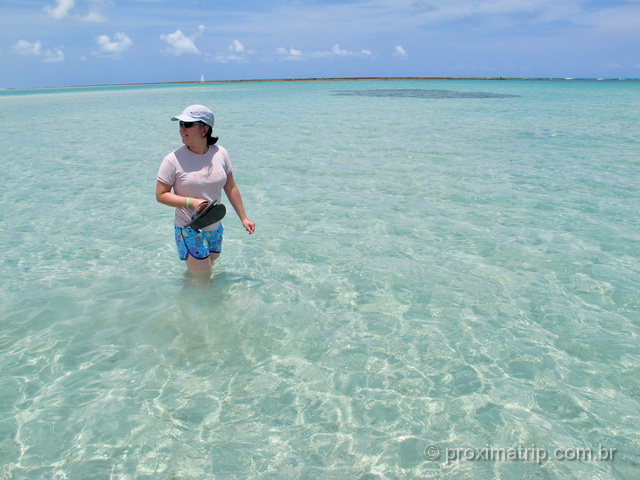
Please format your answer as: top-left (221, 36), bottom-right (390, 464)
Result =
top-left (5, 76), bottom-right (639, 90)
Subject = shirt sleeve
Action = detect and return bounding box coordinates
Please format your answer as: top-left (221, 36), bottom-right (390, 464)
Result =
top-left (157, 153), bottom-right (176, 185)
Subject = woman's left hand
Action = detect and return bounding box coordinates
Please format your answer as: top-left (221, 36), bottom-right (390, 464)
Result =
top-left (242, 218), bottom-right (256, 234)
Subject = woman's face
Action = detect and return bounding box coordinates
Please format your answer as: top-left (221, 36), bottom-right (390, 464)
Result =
top-left (179, 121), bottom-right (208, 145)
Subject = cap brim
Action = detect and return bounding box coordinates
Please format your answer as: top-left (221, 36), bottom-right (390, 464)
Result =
top-left (171, 114), bottom-right (199, 122)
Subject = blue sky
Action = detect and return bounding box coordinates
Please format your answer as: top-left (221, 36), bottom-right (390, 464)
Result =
top-left (1, 0), bottom-right (639, 88)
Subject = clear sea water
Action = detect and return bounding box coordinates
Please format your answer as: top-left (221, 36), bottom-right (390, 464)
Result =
top-left (1, 79), bottom-right (639, 479)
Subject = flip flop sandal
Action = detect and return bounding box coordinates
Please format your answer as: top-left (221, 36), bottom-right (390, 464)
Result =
top-left (185, 201), bottom-right (226, 230)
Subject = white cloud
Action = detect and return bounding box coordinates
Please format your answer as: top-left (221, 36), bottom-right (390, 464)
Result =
top-left (44, 48), bottom-right (65, 63)
top-left (45, 0), bottom-right (75, 20)
top-left (85, 11), bottom-right (107, 23)
top-left (209, 40), bottom-right (257, 63)
top-left (230, 40), bottom-right (245, 53)
top-left (313, 44), bottom-right (374, 59)
top-left (94, 32), bottom-right (133, 57)
top-left (394, 45), bottom-right (408, 59)
top-left (10, 40), bottom-right (65, 63)
top-left (331, 44), bottom-right (349, 56)
top-left (160, 29), bottom-right (201, 56)
top-left (275, 47), bottom-right (304, 61)
top-left (275, 44), bottom-right (374, 61)
top-left (44, 0), bottom-right (107, 22)
top-left (10, 40), bottom-right (42, 56)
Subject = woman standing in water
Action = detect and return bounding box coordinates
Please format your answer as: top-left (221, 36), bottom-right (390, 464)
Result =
top-left (156, 104), bottom-right (255, 276)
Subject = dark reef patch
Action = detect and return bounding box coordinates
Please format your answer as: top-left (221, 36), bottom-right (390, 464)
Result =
top-left (334, 89), bottom-right (520, 99)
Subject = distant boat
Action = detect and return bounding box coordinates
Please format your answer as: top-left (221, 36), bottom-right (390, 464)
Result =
top-left (200, 74), bottom-right (205, 83)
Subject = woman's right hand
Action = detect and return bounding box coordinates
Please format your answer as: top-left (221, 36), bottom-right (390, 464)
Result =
top-left (191, 198), bottom-right (208, 212)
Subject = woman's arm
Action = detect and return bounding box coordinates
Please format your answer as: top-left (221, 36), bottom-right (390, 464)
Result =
top-left (223, 173), bottom-right (255, 234)
top-left (156, 181), bottom-right (205, 210)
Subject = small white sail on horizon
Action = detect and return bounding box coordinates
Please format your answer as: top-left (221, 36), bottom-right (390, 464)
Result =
top-left (200, 73), bottom-right (205, 83)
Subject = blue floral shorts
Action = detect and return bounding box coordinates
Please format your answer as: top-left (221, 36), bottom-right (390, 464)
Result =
top-left (174, 224), bottom-right (223, 260)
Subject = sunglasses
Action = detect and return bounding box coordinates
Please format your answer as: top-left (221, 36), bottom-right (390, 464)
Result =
top-left (179, 121), bottom-right (205, 128)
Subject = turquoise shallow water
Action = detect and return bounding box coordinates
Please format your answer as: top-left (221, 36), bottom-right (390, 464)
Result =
top-left (1, 79), bottom-right (639, 479)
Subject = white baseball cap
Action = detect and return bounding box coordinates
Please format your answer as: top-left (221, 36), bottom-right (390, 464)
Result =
top-left (171, 104), bottom-right (214, 127)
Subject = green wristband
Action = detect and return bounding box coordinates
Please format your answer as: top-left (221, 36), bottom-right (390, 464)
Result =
top-left (186, 196), bottom-right (191, 209)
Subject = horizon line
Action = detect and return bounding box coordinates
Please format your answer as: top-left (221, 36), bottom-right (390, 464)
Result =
top-left (3, 76), bottom-right (639, 91)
